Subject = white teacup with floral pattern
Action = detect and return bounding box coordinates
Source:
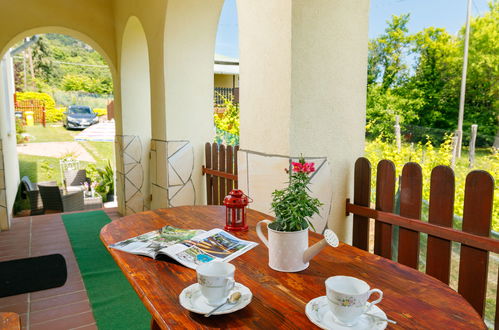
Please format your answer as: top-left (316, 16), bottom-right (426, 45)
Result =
top-left (196, 261), bottom-right (235, 306)
top-left (325, 275), bottom-right (383, 326)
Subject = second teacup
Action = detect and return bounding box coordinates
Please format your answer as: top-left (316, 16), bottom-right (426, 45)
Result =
top-left (325, 275), bottom-right (383, 326)
top-left (196, 261), bottom-right (235, 306)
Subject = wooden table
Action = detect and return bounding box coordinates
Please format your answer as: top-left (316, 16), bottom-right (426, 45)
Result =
top-left (100, 206), bottom-right (486, 329)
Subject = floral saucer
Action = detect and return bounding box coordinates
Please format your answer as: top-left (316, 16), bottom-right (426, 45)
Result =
top-left (305, 296), bottom-right (387, 330)
top-left (179, 282), bottom-right (252, 315)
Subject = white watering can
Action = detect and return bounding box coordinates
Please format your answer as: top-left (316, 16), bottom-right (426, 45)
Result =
top-left (256, 220), bottom-right (340, 272)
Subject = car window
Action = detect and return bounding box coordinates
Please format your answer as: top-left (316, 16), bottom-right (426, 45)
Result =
top-left (69, 106), bottom-right (92, 114)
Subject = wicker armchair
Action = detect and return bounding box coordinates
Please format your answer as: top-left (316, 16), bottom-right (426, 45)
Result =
top-left (63, 169), bottom-right (90, 193)
top-left (37, 182), bottom-right (84, 213)
top-left (20, 176), bottom-right (44, 215)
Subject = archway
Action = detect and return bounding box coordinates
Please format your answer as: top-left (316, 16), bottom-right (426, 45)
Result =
top-left (0, 29), bottom-right (116, 229)
top-left (117, 16), bottom-right (152, 215)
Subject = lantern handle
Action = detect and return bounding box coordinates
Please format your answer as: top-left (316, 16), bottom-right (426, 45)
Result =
top-left (245, 194), bottom-right (253, 203)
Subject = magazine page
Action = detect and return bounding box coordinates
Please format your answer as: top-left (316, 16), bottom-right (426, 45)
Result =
top-left (109, 226), bottom-right (205, 258)
top-left (161, 228), bottom-right (258, 269)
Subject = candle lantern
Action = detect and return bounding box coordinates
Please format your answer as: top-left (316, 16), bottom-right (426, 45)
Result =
top-left (224, 189), bottom-right (251, 231)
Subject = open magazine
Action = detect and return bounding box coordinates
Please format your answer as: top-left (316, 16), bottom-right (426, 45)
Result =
top-left (109, 226), bottom-right (258, 269)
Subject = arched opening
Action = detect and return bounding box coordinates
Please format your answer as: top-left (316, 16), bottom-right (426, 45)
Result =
top-left (118, 16), bottom-right (152, 215)
top-left (213, 0), bottom-right (240, 147)
top-left (0, 30), bottom-right (116, 229)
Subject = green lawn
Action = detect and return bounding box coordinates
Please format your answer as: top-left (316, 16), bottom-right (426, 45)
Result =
top-left (19, 154), bottom-right (92, 185)
top-left (79, 141), bottom-right (115, 168)
top-left (24, 125), bottom-right (79, 143)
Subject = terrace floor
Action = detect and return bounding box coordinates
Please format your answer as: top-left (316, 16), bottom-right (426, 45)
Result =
top-left (0, 208), bottom-right (120, 330)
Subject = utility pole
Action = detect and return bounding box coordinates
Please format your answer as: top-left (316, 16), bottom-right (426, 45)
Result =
top-left (456, 0), bottom-right (472, 158)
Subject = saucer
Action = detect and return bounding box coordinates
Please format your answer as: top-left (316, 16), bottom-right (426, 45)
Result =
top-left (305, 296), bottom-right (387, 329)
top-left (179, 282), bottom-right (252, 315)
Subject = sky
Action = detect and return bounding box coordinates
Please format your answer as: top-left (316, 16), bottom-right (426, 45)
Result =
top-left (215, 0), bottom-right (492, 59)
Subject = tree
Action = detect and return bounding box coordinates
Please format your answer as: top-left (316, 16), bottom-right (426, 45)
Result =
top-left (369, 14), bottom-right (412, 91)
top-left (460, 1), bottom-right (499, 146)
top-left (404, 27), bottom-right (460, 133)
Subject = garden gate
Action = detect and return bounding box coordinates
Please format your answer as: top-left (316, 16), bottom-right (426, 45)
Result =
top-left (202, 142), bottom-right (239, 205)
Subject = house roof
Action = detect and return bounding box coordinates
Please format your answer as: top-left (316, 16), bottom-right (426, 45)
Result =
top-left (214, 53), bottom-right (239, 75)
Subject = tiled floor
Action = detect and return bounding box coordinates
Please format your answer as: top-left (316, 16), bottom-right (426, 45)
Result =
top-left (0, 208), bottom-right (120, 330)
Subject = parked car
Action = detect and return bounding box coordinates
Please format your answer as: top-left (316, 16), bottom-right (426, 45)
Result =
top-left (63, 105), bottom-right (99, 130)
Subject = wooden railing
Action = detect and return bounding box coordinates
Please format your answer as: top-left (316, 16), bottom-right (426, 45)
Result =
top-left (346, 157), bottom-right (498, 327)
top-left (202, 143), bottom-right (239, 205)
top-left (214, 87), bottom-right (239, 105)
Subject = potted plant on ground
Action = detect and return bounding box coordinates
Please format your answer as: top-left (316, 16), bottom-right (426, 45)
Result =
top-left (256, 157), bottom-right (323, 272)
top-left (96, 160), bottom-right (114, 202)
top-left (87, 161), bottom-right (114, 202)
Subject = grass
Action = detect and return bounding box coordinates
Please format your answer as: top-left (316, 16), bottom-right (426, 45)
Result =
top-left (24, 124), bottom-right (79, 143)
top-left (79, 141), bottom-right (115, 168)
top-left (18, 154), bottom-right (92, 185)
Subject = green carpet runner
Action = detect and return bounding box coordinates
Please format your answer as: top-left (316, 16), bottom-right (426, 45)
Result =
top-left (62, 210), bottom-right (150, 330)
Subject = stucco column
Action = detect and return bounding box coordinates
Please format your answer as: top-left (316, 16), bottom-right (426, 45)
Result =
top-left (237, 0), bottom-right (369, 242)
top-left (162, 0), bottom-right (224, 207)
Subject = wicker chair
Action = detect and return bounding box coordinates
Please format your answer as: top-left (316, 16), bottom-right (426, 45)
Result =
top-left (20, 176), bottom-right (44, 215)
top-left (37, 182), bottom-right (84, 213)
top-left (63, 169), bottom-right (90, 193)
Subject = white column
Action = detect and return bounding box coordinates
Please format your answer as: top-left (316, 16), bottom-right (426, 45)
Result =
top-left (162, 0), bottom-right (224, 207)
top-left (0, 54), bottom-right (20, 229)
top-left (237, 0), bottom-right (370, 241)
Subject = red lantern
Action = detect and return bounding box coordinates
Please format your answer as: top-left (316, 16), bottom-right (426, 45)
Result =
top-left (224, 189), bottom-right (251, 231)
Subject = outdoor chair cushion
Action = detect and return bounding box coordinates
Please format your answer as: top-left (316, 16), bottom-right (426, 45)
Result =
top-left (64, 169), bottom-right (90, 192)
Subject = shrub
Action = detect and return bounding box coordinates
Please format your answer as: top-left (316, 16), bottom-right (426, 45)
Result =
top-left (213, 96), bottom-right (239, 146)
top-left (15, 92), bottom-right (62, 123)
top-left (93, 108), bottom-right (107, 117)
top-left (46, 107), bottom-right (66, 123)
top-left (16, 92), bottom-right (55, 113)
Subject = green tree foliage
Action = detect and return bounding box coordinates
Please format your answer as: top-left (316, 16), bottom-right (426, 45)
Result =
top-left (368, 14), bottom-right (412, 91)
top-left (461, 2), bottom-right (499, 145)
top-left (367, 4), bottom-right (498, 147)
top-left (13, 34), bottom-right (113, 95)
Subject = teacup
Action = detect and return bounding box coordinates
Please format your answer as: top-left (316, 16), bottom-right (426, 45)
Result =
top-left (196, 261), bottom-right (235, 306)
top-left (325, 275), bottom-right (383, 326)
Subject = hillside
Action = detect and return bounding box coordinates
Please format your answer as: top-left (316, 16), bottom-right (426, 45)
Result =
top-left (13, 33), bottom-right (112, 95)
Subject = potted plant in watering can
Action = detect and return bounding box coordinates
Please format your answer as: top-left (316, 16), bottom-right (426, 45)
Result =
top-left (256, 157), bottom-right (337, 272)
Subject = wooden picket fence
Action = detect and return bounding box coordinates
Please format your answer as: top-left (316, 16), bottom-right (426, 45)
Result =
top-left (346, 157), bottom-right (498, 326)
top-left (202, 143), bottom-right (239, 205)
top-left (14, 96), bottom-right (46, 127)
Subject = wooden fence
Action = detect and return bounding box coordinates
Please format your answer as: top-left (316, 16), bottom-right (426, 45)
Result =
top-left (14, 96), bottom-right (46, 127)
top-left (346, 157), bottom-right (498, 326)
top-left (202, 142), bottom-right (239, 205)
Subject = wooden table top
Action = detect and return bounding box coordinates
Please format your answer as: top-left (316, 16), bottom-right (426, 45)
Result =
top-left (100, 206), bottom-right (485, 329)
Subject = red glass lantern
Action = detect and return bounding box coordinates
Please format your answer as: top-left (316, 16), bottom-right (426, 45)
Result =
top-left (224, 189), bottom-right (251, 231)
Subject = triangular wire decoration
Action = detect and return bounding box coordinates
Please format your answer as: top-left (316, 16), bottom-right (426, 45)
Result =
top-left (167, 141), bottom-right (189, 158)
top-left (123, 135), bottom-right (142, 164)
top-left (168, 163), bottom-right (184, 186)
top-left (169, 179), bottom-right (196, 207)
top-left (168, 142), bottom-right (194, 184)
top-left (166, 140), bottom-right (196, 208)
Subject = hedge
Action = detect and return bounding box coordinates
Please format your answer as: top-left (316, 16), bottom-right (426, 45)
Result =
top-left (15, 93), bottom-right (107, 123)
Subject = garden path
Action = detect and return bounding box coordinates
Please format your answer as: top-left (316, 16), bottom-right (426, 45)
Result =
top-left (16, 142), bottom-right (95, 162)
